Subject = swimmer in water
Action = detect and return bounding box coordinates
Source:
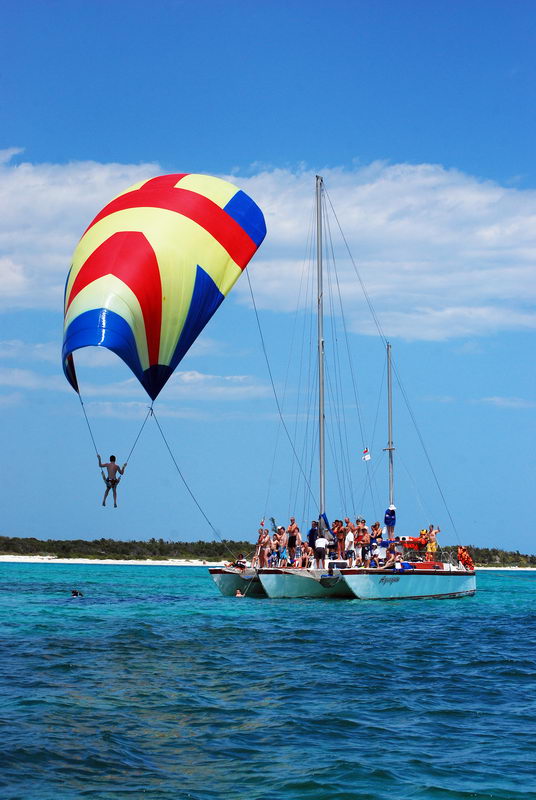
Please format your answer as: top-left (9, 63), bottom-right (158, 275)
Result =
top-left (235, 589), bottom-right (244, 597)
top-left (71, 589), bottom-right (83, 597)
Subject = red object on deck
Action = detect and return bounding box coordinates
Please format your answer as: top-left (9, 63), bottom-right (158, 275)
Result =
top-left (412, 561), bottom-right (444, 570)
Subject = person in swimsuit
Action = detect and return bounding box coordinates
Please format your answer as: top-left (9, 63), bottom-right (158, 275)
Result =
top-left (98, 454), bottom-right (127, 507)
top-left (360, 527), bottom-right (371, 567)
top-left (278, 526), bottom-right (289, 567)
top-left (260, 528), bottom-right (271, 568)
top-left (253, 526), bottom-right (270, 568)
top-left (427, 524), bottom-right (440, 556)
top-left (383, 545), bottom-right (397, 569)
top-left (299, 542), bottom-right (313, 568)
top-left (333, 520), bottom-right (346, 559)
top-left (287, 526), bottom-right (296, 560)
top-left (287, 517), bottom-right (300, 564)
top-left (292, 530), bottom-right (302, 566)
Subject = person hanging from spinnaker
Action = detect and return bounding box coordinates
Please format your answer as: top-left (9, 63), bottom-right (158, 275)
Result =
top-left (61, 174), bottom-right (266, 499)
top-left (98, 454), bottom-right (127, 507)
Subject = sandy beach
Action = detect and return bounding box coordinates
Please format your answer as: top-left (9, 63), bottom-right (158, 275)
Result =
top-left (0, 555), bottom-right (533, 569)
top-left (0, 555), bottom-right (226, 567)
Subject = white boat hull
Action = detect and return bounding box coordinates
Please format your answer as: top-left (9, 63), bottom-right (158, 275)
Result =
top-left (209, 568), bottom-right (267, 597)
top-left (258, 568), bottom-right (354, 599)
top-left (341, 567), bottom-right (476, 600)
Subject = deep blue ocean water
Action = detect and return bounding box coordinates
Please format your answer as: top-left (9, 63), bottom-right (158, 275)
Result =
top-left (1, 564), bottom-right (535, 800)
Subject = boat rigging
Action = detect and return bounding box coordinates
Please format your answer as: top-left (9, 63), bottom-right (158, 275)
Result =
top-left (210, 175), bottom-right (476, 600)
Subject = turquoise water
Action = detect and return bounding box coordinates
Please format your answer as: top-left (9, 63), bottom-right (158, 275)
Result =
top-left (1, 564), bottom-right (535, 800)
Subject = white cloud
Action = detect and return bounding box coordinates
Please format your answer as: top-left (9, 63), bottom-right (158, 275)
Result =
top-left (0, 257), bottom-right (29, 296)
top-left (0, 150), bottom-right (160, 310)
top-left (1, 151), bottom-right (536, 340)
top-left (0, 367), bottom-right (67, 392)
top-left (0, 340), bottom-right (59, 363)
top-left (84, 399), bottom-right (279, 422)
top-left (74, 347), bottom-right (124, 368)
top-left (477, 396), bottom-right (536, 409)
top-left (0, 391), bottom-right (23, 407)
top-left (186, 337), bottom-right (226, 357)
top-left (0, 148), bottom-right (23, 165)
top-left (230, 163), bottom-right (536, 340)
top-left (162, 370), bottom-right (270, 400)
top-left (75, 369), bottom-right (269, 401)
top-left (424, 395), bottom-right (455, 404)
top-left (0, 338), bottom-right (227, 368)
top-left (84, 401), bottom-right (154, 419)
top-left (0, 362), bottom-right (268, 404)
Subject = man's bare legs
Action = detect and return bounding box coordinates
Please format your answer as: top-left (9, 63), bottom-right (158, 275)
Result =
top-left (102, 486), bottom-right (118, 507)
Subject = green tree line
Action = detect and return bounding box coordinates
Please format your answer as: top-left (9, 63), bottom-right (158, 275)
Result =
top-left (0, 536), bottom-right (253, 561)
top-left (0, 536), bottom-right (535, 565)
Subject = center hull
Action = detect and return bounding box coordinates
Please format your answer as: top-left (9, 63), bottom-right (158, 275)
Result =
top-left (258, 568), bottom-right (354, 598)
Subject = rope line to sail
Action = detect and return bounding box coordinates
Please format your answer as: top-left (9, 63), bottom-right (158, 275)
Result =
top-left (324, 361), bottom-right (349, 511)
top-left (151, 409), bottom-right (240, 560)
top-left (125, 404), bottom-right (153, 463)
top-left (323, 225), bottom-right (353, 511)
top-left (324, 189), bottom-right (388, 347)
top-left (262, 197), bottom-right (316, 523)
top-left (293, 253), bottom-right (318, 522)
top-left (388, 370), bottom-right (461, 542)
top-left (370, 363), bottom-right (386, 458)
top-left (287, 203), bottom-right (317, 518)
top-left (78, 392), bottom-right (153, 467)
top-left (325, 208), bottom-right (362, 511)
top-left (323, 202), bottom-right (378, 516)
top-left (324, 187), bottom-right (460, 541)
top-left (245, 269), bottom-right (318, 509)
top-left (397, 451), bottom-right (431, 521)
top-left (78, 393), bottom-right (100, 456)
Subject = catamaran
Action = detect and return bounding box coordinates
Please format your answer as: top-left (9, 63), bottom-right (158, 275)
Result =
top-left (212, 176), bottom-right (476, 600)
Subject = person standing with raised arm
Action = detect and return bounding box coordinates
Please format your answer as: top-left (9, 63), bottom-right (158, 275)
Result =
top-left (98, 454), bottom-right (127, 508)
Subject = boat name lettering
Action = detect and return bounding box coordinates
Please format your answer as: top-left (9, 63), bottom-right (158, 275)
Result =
top-left (379, 576), bottom-right (400, 584)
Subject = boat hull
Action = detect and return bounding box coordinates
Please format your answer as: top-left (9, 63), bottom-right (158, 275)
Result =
top-left (258, 568), bottom-right (354, 599)
top-left (341, 568), bottom-right (476, 600)
top-left (209, 568), bottom-right (267, 597)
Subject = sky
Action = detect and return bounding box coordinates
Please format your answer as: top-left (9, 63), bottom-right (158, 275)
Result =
top-left (0, 0), bottom-right (535, 552)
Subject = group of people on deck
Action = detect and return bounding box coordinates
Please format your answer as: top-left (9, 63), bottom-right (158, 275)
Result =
top-left (252, 510), bottom-right (440, 570)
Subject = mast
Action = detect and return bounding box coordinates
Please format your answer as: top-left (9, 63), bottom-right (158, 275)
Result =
top-left (386, 341), bottom-right (395, 506)
top-left (316, 175), bottom-right (326, 527)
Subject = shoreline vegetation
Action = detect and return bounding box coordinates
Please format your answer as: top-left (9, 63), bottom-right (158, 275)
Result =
top-left (0, 536), bottom-right (249, 563)
top-left (0, 536), bottom-right (535, 568)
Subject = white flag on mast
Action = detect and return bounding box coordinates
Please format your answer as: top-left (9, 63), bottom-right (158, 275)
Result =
top-left (362, 448), bottom-right (371, 461)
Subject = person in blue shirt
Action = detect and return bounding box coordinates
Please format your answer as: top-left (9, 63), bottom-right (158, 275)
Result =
top-left (384, 504), bottom-right (396, 537)
top-left (307, 520), bottom-right (318, 549)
